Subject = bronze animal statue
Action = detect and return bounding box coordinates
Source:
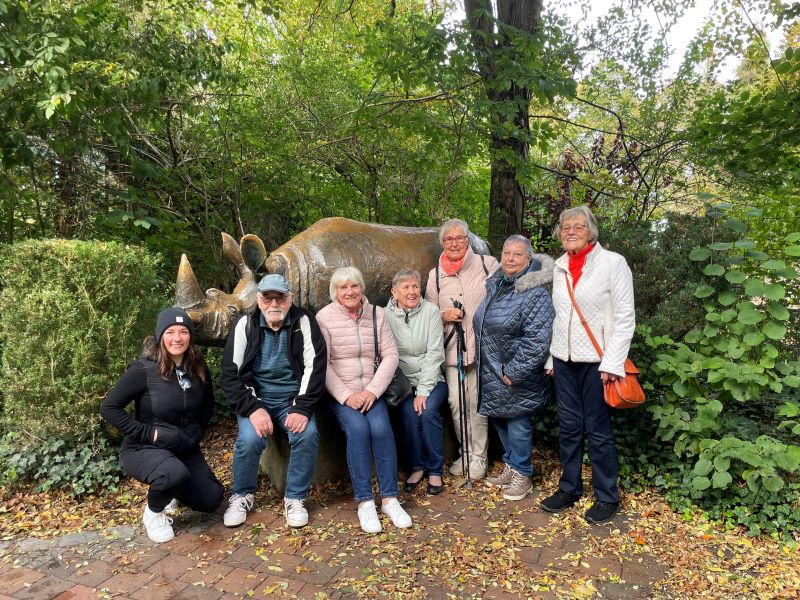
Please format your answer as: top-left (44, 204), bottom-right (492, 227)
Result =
top-left (176, 217), bottom-right (490, 345)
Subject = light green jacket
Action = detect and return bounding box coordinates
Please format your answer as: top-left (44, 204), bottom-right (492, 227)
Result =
top-left (383, 298), bottom-right (445, 397)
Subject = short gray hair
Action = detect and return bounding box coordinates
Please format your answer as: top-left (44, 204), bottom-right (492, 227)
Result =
top-left (391, 268), bottom-right (421, 289)
top-left (438, 218), bottom-right (470, 246)
top-left (329, 266), bottom-right (366, 302)
top-left (503, 234), bottom-right (534, 259)
top-left (557, 206), bottom-right (599, 242)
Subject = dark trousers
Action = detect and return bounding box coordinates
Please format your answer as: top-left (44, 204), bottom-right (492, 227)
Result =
top-left (552, 357), bottom-right (619, 504)
top-left (120, 447), bottom-right (224, 513)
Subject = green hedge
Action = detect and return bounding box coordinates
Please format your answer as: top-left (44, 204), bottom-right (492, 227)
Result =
top-left (0, 239), bottom-right (166, 439)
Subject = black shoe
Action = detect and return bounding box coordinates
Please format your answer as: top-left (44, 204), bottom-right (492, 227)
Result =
top-left (540, 490), bottom-right (581, 513)
top-left (403, 475), bottom-right (424, 493)
top-left (584, 501), bottom-right (620, 524)
top-left (426, 482), bottom-right (444, 495)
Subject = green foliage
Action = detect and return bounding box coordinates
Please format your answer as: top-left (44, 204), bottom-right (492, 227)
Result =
top-left (641, 205), bottom-right (800, 537)
top-left (0, 239), bottom-right (166, 438)
top-left (600, 213), bottom-right (736, 342)
top-left (0, 431), bottom-right (122, 496)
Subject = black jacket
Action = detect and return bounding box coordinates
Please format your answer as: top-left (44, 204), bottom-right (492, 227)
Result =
top-left (100, 356), bottom-right (214, 455)
top-left (221, 304), bottom-right (327, 418)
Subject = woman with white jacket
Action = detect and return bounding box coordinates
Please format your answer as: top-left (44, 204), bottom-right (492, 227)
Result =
top-left (385, 269), bottom-right (447, 495)
top-left (541, 206), bottom-right (635, 525)
top-left (316, 266), bottom-right (413, 534)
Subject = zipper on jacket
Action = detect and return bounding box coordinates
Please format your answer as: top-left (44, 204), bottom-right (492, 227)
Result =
top-left (355, 316), bottom-right (365, 391)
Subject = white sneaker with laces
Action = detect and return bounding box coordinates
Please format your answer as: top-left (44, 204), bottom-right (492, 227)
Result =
top-left (223, 493), bottom-right (254, 527)
top-left (357, 500), bottom-right (382, 534)
top-left (448, 456), bottom-right (465, 476)
top-left (142, 506), bottom-right (174, 543)
top-left (381, 498), bottom-right (412, 529)
top-left (163, 498), bottom-right (179, 515)
top-left (469, 457), bottom-right (488, 480)
top-left (284, 498), bottom-right (308, 528)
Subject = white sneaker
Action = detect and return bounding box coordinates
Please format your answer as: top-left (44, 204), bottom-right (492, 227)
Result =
top-left (448, 457), bottom-right (465, 476)
top-left (381, 498), bottom-right (412, 529)
top-left (469, 457), bottom-right (488, 480)
top-left (223, 493), bottom-right (254, 527)
top-left (143, 506), bottom-right (174, 543)
top-left (357, 500), bottom-right (382, 534)
top-left (284, 498), bottom-right (308, 528)
top-left (163, 499), bottom-right (179, 515)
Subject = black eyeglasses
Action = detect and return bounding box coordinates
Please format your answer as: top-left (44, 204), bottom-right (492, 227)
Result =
top-left (175, 366), bottom-right (192, 391)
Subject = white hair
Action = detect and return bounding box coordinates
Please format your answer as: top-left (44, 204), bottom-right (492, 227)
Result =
top-left (438, 218), bottom-right (470, 245)
top-left (329, 266), bottom-right (366, 302)
top-left (557, 206), bottom-right (599, 242)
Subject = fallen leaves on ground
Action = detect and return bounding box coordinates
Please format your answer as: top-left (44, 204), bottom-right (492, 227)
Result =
top-left (1, 420), bottom-right (798, 599)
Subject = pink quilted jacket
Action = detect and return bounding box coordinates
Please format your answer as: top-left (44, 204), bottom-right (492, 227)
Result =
top-left (316, 296), bottom-right (399, 404)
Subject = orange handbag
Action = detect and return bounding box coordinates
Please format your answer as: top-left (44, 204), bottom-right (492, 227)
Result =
top-left (564, 274), bottom-right (645, 409)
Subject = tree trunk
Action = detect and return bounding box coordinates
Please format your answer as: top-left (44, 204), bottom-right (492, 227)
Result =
top-left (464, 0), bottom-right (543, 253)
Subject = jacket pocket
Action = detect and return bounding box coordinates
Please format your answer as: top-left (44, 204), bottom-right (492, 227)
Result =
top-left (153, 424), bottom-right (183, 452)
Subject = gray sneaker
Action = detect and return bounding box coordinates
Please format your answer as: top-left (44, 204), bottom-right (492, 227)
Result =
top-left (486, 464), bottom-right (514, 488)
top-left (448, 457), bottom-right (465, 476)
top-left (502, 469), bottom-right (533, 501)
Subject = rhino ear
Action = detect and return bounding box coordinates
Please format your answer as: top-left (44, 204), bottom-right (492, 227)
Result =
top-left (241, 234), bottom-right (268, 275)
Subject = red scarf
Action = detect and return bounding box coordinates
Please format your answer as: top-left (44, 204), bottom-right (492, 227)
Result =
top-left (568, 243), bottom-right (595, 287)
top-left (440, 252), bottom-right (467, 275)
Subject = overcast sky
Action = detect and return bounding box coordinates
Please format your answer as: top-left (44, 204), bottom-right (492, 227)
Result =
top-left (445, 0), bottom-right (787, 82)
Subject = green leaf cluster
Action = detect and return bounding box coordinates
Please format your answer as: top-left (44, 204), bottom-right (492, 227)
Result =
top-left (0, 239), bottom-right (166, 438)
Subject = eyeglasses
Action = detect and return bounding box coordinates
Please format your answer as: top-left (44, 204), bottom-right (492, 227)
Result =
top-left (443, 235), bottom-right (468, 245)
top-left (175, 366), bottom-right (192, 391)
top-left (258, 294), bottom-right (289, 305)
top-left (561, 224), bottom-right (587, 233)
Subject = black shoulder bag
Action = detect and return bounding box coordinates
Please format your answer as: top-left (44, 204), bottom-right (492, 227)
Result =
top-left (372, 305), bottom-right (413, 407)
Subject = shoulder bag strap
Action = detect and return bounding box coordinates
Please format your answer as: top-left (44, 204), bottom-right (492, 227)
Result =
top-left (372, 304), bottom-right (381, 364)
top-left (564, 272), bottom-right (604, 359)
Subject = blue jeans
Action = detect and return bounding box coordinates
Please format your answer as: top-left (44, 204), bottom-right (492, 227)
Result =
top-left (553, 358), bottom-right (619, 504)
top-left (491, 414), bottom-right (534, 477)
top-left (328, 396), bottom-right (399, 502)
top-left (231, 403), bottom-right (319, 500)
top-left (399, 381), bottom-right (447, 476)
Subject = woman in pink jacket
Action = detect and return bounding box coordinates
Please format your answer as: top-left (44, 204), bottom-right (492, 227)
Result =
top-left (316, 266), bottom-right (413, 534)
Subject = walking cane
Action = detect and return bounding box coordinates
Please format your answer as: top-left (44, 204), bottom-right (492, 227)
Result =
top-left (453, 300), bottom-right (472, 489)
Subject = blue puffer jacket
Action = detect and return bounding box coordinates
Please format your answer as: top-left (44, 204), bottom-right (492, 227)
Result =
top-left (474, 254), bottom-right (555, 418)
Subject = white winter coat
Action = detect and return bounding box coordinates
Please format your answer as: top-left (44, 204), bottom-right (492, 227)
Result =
top-left (546, 243), bottom-right (635, 378)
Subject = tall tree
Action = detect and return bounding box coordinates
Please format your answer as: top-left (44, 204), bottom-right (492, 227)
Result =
top-left (464, 1), bottom-right (543, 251)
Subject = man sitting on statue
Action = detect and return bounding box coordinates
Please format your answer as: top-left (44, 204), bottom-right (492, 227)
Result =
top-left (221, 274), bottom-right (327, 528)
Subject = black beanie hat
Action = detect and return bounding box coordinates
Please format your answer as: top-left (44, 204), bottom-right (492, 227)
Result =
top-left (155, 307), bottom-right (194, 343)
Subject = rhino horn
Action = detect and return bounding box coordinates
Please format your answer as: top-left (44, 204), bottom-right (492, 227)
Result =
top-left (176, 254), bottom-right (206, 307)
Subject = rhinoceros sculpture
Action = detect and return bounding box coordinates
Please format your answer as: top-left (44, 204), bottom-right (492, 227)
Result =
top-left (176, 217), bottom-right (490, 345)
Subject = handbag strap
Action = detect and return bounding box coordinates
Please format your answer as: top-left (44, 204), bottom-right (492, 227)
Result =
top-left (372, 304), bottom-right (381, 363)
top-left (564, 272), bottom-right (604, 359)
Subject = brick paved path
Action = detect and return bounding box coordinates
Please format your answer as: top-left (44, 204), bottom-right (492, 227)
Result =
top-left (0, 486), bottom-right (667, 599)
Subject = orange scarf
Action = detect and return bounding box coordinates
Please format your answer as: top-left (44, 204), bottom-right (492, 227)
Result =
top-left (440, 252), bottom-right (467, 275)
top-left (568, 243), bottom-right (595, 287)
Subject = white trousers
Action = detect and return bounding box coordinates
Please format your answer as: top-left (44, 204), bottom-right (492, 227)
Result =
top-left (445, 364), bottom-right (488, 462)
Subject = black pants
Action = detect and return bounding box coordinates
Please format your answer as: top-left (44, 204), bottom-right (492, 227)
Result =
top-left (120, 446), bottom-right (223, 513)
top-left (552, 358), bottom-right (619, 504)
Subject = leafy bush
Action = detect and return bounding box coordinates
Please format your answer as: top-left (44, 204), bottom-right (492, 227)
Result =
top-left (600, 213), bottom-right (736, 342)
top-left (0, 239), bottom-right (166, 439)
top-left (0, 431), bottom-right (123, 496)
top-left (641, 205), bottom-right (800, 537)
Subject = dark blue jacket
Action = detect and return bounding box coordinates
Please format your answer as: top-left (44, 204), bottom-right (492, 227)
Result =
top-left (474, 254), bottom-right (555, 418)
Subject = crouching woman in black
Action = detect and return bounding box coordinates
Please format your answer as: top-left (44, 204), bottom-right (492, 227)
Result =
top-left (101, 307), bottom-right (223, 543)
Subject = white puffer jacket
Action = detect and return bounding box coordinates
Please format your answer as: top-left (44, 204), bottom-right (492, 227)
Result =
top-left (546, 243), bottom-right (635, 378)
